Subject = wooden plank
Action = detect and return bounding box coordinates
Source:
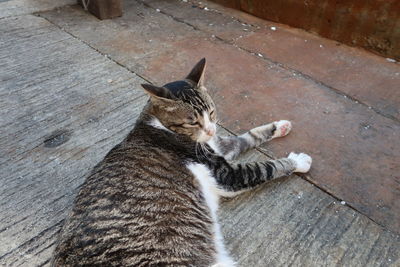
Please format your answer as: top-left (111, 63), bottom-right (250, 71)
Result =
top-left (210, 0), bottom-right (400, 61)
top-left (143, 0), bottom-right (400, 121)
top-left (0, 12), bottom-right (399, 267)
top-left (0, 0), bottom-right (75, 19)
top-left (38, 2), bottom-right (400, 234)
top-left (0, 15), bottom-right (147, 266)
top-left (218, 129), bottom-right (400, 266)
top-left (220, 177), bottom-right (400, 266)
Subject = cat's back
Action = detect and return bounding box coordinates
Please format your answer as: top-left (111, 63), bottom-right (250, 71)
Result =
top-left (52, 122), bottom-right (216, 266)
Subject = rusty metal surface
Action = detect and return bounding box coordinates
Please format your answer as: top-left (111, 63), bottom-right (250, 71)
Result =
top-left (40, 1), bottom-right (400, 234)
top-left (211, 0), bottom-right (400, 60)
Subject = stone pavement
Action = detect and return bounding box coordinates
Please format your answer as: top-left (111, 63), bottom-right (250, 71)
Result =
top-left (0, 0), bottom-right (399, 266)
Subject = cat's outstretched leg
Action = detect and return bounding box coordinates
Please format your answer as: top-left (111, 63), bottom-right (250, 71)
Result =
top-left (208, 120), bottom-right (292, 161)
top-left (211, 152), bottom-right (311, 197)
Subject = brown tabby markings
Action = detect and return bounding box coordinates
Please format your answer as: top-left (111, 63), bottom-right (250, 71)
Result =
top-left (52, 58), bottom-right (312, 266)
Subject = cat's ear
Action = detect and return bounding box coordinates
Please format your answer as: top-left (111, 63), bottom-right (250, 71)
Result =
top-left (186, 58), bottom-right (206, 87)
top-left (141, 84), bottom-right (175, 101)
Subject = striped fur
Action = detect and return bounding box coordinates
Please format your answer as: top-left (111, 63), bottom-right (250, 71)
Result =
top-left (52, 59), bottom-right (311, 266)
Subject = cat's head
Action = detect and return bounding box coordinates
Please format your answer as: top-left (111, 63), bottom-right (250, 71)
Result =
top-left (141, 58), bottom-right (217, 143)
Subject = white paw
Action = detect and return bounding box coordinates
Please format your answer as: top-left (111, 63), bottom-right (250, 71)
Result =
top-left (272, 120), bottom-right (292, 138)
top-left (288, 152), bottom-right (312, 173)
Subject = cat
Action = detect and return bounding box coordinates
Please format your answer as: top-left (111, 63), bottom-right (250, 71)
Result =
top-left (52, 58), bottom-right (312, 267)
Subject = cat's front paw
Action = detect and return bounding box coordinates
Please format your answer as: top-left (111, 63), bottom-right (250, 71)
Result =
top-left (288, 152), bottom-right (312, 173)
top-left (272, 120), bottom-right (292, 138)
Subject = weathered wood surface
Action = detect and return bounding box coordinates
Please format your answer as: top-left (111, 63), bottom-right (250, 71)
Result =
top-left (218, 135), bottom-right (400, 266)
top-left (0, 0), bottom-right (74, 19)
top-left (0, 8), bottom-right (399, 267)
top-left (0, 15), bottom-right (147, 266)
top-left (220, 176), bottom-right (400, 266)
top-left (38, 1), bottom-right (400, 234)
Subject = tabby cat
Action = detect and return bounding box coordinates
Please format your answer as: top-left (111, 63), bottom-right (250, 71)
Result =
top-left (52, 58), bottom-right (312, 266)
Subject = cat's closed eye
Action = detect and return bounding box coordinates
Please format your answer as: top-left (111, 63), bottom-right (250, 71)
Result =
top-left (187, 121), bottom-right (199, 126)
top-left (185, 116), bottom-right (199, 126)
top-left (209, 109), bottom-right (216, 121)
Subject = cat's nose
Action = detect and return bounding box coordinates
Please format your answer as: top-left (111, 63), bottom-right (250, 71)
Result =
top-left (205, 125), bottom-right (216, 136)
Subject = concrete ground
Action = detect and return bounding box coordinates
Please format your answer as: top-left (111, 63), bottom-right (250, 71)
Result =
top-left (0, 0), bottom-right (399, 266)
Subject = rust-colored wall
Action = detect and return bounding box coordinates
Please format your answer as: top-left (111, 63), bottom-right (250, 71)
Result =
top-left (211, 0), bottom-right (400, 60)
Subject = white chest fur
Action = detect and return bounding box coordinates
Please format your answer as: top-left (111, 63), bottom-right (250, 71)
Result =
top-left (186, 163), bottom-right (235, 267)
top-left (186, 163), bottom-right (220, 219)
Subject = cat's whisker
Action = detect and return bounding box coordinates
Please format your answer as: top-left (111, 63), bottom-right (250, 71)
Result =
top-left (195, 142), bottom-right (200, 160)
top-left (195, 141), bottom-right (205, 161)
top-left (197, 142), bottom-right (206, 160)
top-left (202, 143), bottom-right (211, 154)
top-left (215, 118), bottom-right (225, 125)
top-left (200, 142), bottom-right (212, 161)
top-left (196, 142), bottom-right (204, 160)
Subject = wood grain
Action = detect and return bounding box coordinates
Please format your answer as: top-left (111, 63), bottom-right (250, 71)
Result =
top-left (0, 15), bottom-right (147, 266)
top-left (0, 10), bottom-right (399, 267)
top-left (0, 0), bottom-right (74, 19)
top-left (38, 1), bottom-right (400, 234)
